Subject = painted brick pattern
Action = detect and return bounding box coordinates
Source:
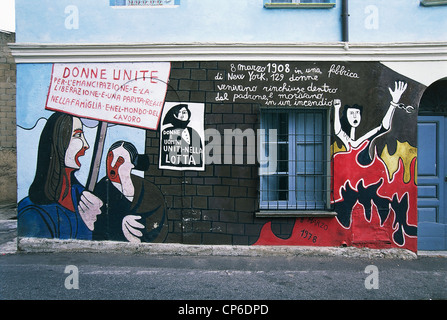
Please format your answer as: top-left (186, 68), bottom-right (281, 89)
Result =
top-left (144, 61), bottom-right (295, 245)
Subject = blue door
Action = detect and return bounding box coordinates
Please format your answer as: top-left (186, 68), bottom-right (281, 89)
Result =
top-left (417, 116), bottom-right (447, 250)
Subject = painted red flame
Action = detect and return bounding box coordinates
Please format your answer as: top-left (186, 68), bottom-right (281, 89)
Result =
top-left (254, 141), bottom-right (418, 252)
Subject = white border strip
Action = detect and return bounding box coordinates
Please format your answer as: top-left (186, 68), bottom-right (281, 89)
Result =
top-left (9, 42), bottom-right (447, 63)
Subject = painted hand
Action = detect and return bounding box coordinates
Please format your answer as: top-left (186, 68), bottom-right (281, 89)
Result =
top-left (122, 215), bottom-right (144, 243)
top-left (388, 81), bottom-right (407, 104)
top-left (334, 99), bottom-right (342, 110)
top-left (78, 191), bottom-right (103, 231)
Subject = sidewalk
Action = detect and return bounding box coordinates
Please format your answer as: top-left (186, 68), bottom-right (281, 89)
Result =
top-left (1, 204), bottom-right (446, 259)
top-left (0, 203), bottom-right (16, 220)
top-left (0, 203), bottom-right (17, 255)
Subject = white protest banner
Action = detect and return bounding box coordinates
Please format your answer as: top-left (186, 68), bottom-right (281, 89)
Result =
top-left (45, 62), bottom-right (171, 130)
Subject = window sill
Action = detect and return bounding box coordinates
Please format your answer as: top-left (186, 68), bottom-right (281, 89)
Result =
top-left (264, 3), bottom-right (336, 9)
top-left (420, 0), bottom-right (447, 6)
top-left (256, 210), bottom-right (337, 218)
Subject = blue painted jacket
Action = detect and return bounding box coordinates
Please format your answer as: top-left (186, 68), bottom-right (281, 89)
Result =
top-left (17, 184), bottom-right (92, 240)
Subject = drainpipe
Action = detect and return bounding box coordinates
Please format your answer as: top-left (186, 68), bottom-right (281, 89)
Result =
top-left (341, 0), bottom-right (349, 42)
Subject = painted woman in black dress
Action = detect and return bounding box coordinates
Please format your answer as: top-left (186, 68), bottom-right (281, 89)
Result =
top-left (160, 103), bottom-right (203, 168)
top-left (93, 141), bottom-right (167, 243)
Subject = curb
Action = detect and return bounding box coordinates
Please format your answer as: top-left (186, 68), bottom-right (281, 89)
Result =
top-left (0, 238), bottom-right (17, 255)
top-left (15, 237), bottom-right (418, 260)
top-left (0, 220), bottom-right (17, 255)
top-left (417, 250), bottom-right (447, 258)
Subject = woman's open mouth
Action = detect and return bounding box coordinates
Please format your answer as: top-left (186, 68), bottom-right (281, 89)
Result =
top-left (75, 147), bottom-right (86, 167)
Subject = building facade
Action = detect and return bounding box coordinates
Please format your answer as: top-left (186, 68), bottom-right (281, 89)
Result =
top-left (0, 30), bottom-right (16, 206)
top-left (11, 0), bottom-right (447, 252)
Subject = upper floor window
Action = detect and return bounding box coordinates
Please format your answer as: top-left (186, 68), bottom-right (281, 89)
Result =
top-left (265, 0), bottom-right (336, 9)
top-left (271, 0), bottom-right (331, 3)
top-left (110, 0), bottom-right (180, 7)
top-left (420, 0), bottom-right (447, 6)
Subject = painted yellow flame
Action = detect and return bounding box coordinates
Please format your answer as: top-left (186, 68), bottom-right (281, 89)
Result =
top-left (331, 141), bottom-right (346, 158)
top-left (380, 141), bottom-right (417, 184)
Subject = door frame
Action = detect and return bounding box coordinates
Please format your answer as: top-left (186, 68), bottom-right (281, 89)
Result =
top-left (417, 115), bottom-right (447, 250)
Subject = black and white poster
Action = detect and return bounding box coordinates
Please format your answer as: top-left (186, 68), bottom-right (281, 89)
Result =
top-left (159, 102), bottom-right (205, 171)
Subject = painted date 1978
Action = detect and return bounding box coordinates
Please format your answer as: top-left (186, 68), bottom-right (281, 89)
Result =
top-left (300, 229), bottom-right (317, 243)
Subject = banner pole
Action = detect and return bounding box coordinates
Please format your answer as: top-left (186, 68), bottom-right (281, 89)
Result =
top-left (86, 121), bottom-right (108, 192)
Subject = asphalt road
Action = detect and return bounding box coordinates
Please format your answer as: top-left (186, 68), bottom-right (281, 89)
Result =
top-left (1, 252), bottom-right (446, 302)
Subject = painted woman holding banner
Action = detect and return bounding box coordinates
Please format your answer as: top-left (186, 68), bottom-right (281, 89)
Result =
top-left (17, 112), bottom-right (103, 239)
top-left (92, 141), bottom-right (168, 243)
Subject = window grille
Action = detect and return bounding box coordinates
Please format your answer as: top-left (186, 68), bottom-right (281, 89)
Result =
top-left (259, 108), bottom-right (333, 212)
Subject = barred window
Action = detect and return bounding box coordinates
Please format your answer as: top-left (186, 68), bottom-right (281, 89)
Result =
top-left (259, 109), bottom-right (333, 215)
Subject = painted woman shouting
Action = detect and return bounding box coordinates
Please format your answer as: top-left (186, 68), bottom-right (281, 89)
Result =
top-left (18, 112), bottom-right (103, 239)
top-left (334, 81), bottom-right (408, 165)
top-left (92, 141), bottom-right (168, 243)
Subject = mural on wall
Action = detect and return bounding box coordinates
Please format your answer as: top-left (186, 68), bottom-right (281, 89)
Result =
top-left (210, 61), bottom-right (423, 252)
top-left (17, 60), bottom-right (426, 252)
top-left (159, 102), bottom-right (205, 171)
top-left (17, 62), bottom-right (171, 241)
